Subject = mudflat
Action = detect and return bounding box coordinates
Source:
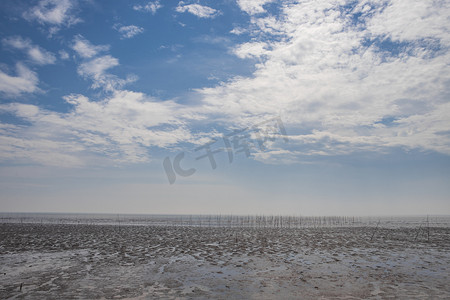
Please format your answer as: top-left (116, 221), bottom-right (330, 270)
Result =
top-left (1, 223), bottom-right (449, 299)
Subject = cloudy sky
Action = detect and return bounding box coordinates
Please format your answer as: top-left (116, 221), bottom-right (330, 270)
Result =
top-left (0, 0), bottom-right (449, 215)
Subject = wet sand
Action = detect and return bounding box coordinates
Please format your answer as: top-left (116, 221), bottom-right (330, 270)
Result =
top-left (1, 223), bottom-right (449, 299)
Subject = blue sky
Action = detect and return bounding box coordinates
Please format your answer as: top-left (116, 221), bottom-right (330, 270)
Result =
top-left (0, 0), bottom-right (449, 215)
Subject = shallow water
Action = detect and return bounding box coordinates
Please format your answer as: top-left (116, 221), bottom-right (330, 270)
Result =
top-left (1, 213), bottom-right (449, 228)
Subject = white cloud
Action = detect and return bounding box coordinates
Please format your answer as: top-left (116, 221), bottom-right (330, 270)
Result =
top-left (236, 0), bottom-right (274, 15)
top-left (233, 42), bottom-right (270, 59)
top-left (133, 1), bottom-right (162, 14)
top-left (77, 55), bottom-right (134, 90)
top-left (366, 0), bottom-right (450, 46)
top-left (0, 131), bottom-right (85, 168)
top-left (59, 50), bottom-right (69, 60)
top-left (72, 37), bottom-right (137, 91)
top-left (23, 0), bottom-right (81, 34)
top-left (78, 55), bottom-right (119, 78)
top-left (115, 25), bottom-right (144, 39)
top-left (175, 2), bottom-right (220, 18)
top-left (0, 63), bottom-right (39, 96)
top-left (27, 47), bottom-right (56, 65)
top-left (0, 90), bottom-right (202, 166)
top-left (2, 0), bottom-right (449, 168)
top-left (230, 27), bottom-right (247, 35)
top-left (2, 36), bottom-right (56, 65)
top-left (195, 0), bottom-right (450, 160)
top-left (71, 35), bottom-right (109, 58)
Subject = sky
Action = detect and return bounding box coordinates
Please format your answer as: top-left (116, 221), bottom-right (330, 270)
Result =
top-left (0, 0), bottom-right (449, 216)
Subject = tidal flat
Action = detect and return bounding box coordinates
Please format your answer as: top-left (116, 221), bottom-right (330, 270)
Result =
top-left (1, 216), bottom-right (449, 299)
